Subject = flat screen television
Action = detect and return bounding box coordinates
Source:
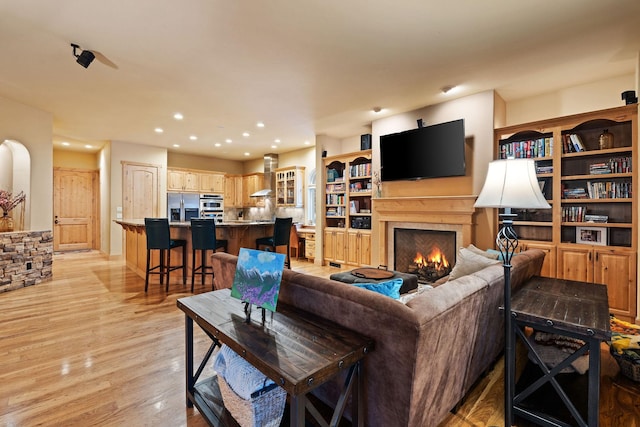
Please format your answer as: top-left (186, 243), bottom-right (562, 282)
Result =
top-left (380, 119), bottom-right (466, 181)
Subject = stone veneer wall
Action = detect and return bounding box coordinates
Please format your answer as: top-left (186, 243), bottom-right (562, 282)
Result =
top-left (0, 230), bottom-right (53, 292)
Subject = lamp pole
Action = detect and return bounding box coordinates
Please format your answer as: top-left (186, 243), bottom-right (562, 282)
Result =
top-left (497, 209), bottom-right (518, 427)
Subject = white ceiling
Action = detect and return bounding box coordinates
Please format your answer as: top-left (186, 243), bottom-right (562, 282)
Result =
top-left (1, 1), bottom-right (639, 160)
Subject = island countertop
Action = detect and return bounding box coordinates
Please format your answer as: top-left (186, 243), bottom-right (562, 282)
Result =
top-left (115, 219), bottom-right (275, 286)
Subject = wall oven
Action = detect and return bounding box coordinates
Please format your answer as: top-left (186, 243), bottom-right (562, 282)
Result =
top-left (200, 194), bottom-right (224, 223)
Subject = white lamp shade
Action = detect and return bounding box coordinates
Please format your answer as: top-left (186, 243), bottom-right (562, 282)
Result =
top-left (474, 159), bottom-right (551, 209)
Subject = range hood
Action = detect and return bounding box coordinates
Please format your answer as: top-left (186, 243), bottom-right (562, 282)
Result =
top-left (250, 153), bottom-right (278, 197)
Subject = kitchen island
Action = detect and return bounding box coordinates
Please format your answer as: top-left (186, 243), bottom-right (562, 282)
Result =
top-left (116, 219), bottom-right (274, 287)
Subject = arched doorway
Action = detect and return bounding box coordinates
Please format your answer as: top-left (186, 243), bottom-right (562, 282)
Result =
top-left (0, 140), bottom-right (31, 231)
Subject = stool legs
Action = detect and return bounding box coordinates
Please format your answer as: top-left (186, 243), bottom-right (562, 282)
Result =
top-left (144, 246), bottom-right (186, 292)
top-left (191, 248), bottom-right (215, 292)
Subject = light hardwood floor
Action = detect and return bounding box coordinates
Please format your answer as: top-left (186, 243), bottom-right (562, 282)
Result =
top-left (1, 251), bottom-right (637, 426)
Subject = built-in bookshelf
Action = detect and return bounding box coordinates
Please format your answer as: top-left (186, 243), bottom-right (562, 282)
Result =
top-left (323, 150), bottom-right (372, 266)
top-left (494, 104), bottom-right (637, 321)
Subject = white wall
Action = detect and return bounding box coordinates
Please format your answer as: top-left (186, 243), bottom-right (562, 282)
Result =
top-left (506, 74), bottom-right (636, 125)
top-left (0, 95), bottom-right (53, 231)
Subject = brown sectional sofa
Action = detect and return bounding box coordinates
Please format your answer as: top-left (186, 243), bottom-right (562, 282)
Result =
top-left (210, 249), bottom-right (545, 427)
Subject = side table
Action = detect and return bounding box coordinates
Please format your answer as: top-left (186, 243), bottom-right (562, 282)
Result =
top-left (177, 289), bottom-right (374, 427)
top-left (507, 276), bottom-right (611, 427)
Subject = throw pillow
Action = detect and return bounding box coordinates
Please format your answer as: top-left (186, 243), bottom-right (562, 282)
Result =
top-left (353, 278), bottom-right (403, 299)
top-left (466, 243), bottom-right (499, 260)
top-left (486, 248), bottom-right (518, 262)
top-left (447, 247), bottom-right (500, 281)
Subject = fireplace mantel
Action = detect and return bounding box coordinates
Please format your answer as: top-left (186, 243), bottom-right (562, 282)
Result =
top-left (372, 196), bottom-right (478, 267)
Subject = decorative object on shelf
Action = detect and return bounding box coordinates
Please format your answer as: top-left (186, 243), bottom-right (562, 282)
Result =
top-left (599, 129), bottom-right (614, 150)
top-left (0, 190), bottom-right (25, 232)
top-left (576, 226), bottom-right (608, 246)
top-left (373, 171), bottom-right (382, 198)
top-left (474, 158), bottom-right (551, 426)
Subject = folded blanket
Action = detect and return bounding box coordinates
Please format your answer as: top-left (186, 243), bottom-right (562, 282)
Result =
top-left (213, 344), bottom-right (275, 400)
top-left (610, 316), bottom-right (640, 361)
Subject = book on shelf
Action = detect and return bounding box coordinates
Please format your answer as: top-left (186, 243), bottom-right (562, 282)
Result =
top-left (499, 137), bottom-right (553, 159)
top-left (536, 164), bottom-right (553, 174)
top-left (584, 214), bottom-right (608, 223)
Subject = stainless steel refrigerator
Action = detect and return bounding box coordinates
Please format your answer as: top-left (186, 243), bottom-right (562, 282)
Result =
top-left (167, 192), bottom-right (199, 222)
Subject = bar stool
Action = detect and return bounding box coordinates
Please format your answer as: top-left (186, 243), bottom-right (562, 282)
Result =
top-left (190, 218), bottom-right (228, 292)
top-left (255, 217), bottom-right (293, 268)
top-left (144, 217), bottom-right (187, 292)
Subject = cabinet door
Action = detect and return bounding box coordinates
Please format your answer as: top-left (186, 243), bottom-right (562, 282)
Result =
top-left (346, 231), bottom-right (359, 265)
top-left (167, 170), bottom-right (185, 191)
top-left (557, 245), bottom-right (593, 282)
top-left (334, 230), bottom-right (346, 264)
top-left (184, 172), bottom-right (199, 192)
top-left (594, 249), bottom-right (636, 319)
top-left (200, 173), bottom-right (224, 193)
top-left (324, 229), bottom-right (335, 262)
top-left (520, 241), bottom-right (556, 278)
top-left (359, 232), bottom-right (371, 265)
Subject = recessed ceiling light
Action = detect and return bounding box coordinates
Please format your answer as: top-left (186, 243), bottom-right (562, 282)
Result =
top-left (242, 132), bottom-right (250, 137)
top-left (244, 152), bottom-right (250, 156)
top-left (274, 139), bottom-right (281, 143)
top-left (225, 139), bottom-right (232, 143)
top-left (271, 145), bottom-right (277, 149)
top-left (189, 135), bottom-right (197, 141)
top-left (154, 127), bottom-right (163, 133)
top-left (84, 144), bottom-right (93, 149)
top-left (214, 143), bottom-right (221, 147)
top-left (256, 122), bottom-right (265, 128)
top-left (173, 112), bottom-right (183, 120)
top-left (173, 144), bottom-right (180, 148)
top-left (304, 141), bottom-right (310, 145)
top-left (61, 142), bottom-right (70, 146)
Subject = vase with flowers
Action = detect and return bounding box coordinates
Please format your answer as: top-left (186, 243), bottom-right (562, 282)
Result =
top-left (0, 189), bottom-right (26, 232)
top-left (373, 171), bottom-right (382, 198)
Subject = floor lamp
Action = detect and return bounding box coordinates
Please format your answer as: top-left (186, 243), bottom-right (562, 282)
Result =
top-left (474, 159), bottom-right (550, 426)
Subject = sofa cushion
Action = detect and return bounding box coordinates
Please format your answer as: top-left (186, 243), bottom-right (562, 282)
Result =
top-left (353, 278), bottom-right (403, 299)
top-left (448, 247), bottom-right (500, 281)
top-left (466, 243), bottom-right (500, 260)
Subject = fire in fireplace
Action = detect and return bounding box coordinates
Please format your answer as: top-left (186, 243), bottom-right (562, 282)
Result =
top-left (408, 246), bottom-right (451, 282)
top-left (393, 228), bottom-right (456, 283)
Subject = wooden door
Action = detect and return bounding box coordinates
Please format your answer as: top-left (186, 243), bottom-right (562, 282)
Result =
top-left (359, 232), bottom-right (371, 266)
top-left (123, 162), bottom-right (160, 221)
top-left (594, 249), bottom-right (637, 319)
top-left (53, 168), bottom-right (98, 251)
top-left (557, 245), bottom-right (593, 282)
top-left (167, 170), bottom-right (184, 191)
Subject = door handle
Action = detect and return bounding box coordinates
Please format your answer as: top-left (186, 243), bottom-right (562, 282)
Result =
top-left (54, 215), bottom-right (59, 225)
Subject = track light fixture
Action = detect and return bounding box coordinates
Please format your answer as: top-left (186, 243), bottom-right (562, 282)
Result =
top-left (71, 43), bottom-right (95, 68)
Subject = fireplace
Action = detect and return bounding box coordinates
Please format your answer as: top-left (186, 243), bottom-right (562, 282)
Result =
top-left (372, 196), bottom-right (478, 274)
top-left (394, 228), bottom-right (456, 283)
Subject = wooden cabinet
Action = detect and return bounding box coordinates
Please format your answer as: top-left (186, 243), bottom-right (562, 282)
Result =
top-left (167, 169), bottom-right (199, 192)
top-left (558, 245), bottom-right (636, 319)
top-left (324, 228), bottom-right (346, 265)
top-left (519, 240), bottom-right (556, 278)
top-left (242, 173), bottom-right (264, 207)
top-left (323, 150), bottom-right (372, 267)
top-left (275, 166), bottom-right (305, 207)
top-left (495, 104), bottom-right (637, 321)
top-left (346, 230), bottom-right (371, 266)
top-left (199, 172), bottom-right (225, 194)
top-left (224, 174), bottom-right (243, 208)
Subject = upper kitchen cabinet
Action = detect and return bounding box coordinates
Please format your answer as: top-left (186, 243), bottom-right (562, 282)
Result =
top-left (224, 174), bottom-right (243, 208)
top-left (275, 166), bottom-right (305, 207)
top-left (242, 173), bottom-right (264, 207)
top-left (167, 168), bottom-right (199, 192)
top-left (199, 172), bottom-right (225, 194)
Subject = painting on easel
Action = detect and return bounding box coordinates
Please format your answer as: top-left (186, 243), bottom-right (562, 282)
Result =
top-left (231, 248), bottom-right (286, 313)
